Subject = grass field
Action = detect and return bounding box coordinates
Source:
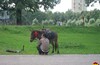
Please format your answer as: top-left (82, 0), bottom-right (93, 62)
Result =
top-left (0, 25), bottom-right (100, 55)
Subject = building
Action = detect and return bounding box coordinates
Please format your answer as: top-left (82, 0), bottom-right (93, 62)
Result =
top-left (72, 0), bottom-right (86, 13)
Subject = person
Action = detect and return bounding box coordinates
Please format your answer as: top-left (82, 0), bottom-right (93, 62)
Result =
top-left (42, 28), bottom-right (51, 33)
top-left (37, 33), bottom-right (50, 55)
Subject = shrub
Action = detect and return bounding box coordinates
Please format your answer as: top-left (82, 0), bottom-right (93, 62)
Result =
top-left (66, 19), bottom-right (72, 26)
top-left (32, 18), bottom-right (39, 25)
top-left (66, 19), bottom-right (76, 26)
top-left (89, 18), bottom-right (95, 24)
top-left (70, 19), bottom-right (76, 26)
top-left (41, 19), bottom-right (55, 25)
top-left (42, 20), bottom-right (49, 25)
top-left (75, 19), bottom-right (84, 26)
top-left (95, 19), bottom-right (100, 27)
top-left (84, 18), bottom-right (89, 23)
top-left (48, 19), bottom-right (54, 25)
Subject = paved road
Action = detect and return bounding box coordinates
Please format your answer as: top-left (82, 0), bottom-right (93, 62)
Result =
top-left (0, 54), bottom-right (100, 65)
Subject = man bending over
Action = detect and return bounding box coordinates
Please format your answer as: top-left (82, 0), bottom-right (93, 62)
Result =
top-left (37, 33), bottom-right (49, 55)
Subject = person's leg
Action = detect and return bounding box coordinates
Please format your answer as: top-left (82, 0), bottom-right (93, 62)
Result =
top-left (44, 52), bottom-right (48, 55)
top-left (37, 46), bottom-right (45, 55)
top-left (37, 46), bottom-right (42, 55)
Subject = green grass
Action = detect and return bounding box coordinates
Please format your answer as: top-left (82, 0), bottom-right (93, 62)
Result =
top-left (0, 25), bottom-right (100, 55)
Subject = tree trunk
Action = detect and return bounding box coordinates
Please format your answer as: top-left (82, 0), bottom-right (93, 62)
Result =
top-left (16, 9), bottom-right (22, 25)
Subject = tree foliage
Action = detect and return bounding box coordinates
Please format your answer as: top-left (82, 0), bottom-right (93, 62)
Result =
top-left (0, 0), bottom-right (60, 25)
top-left (85, 0), bottom-right (100, 6)
top-left (0, 3), bottom-right (100, 26)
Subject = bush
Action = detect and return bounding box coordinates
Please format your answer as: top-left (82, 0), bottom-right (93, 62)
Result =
top-left (42, 20), bottom-right (49, 25)
top-left (66, 19), bottom-right (76, 26)
top-left (95, 19), bottom-right (100, 27)
top-left (66, 19), bottom-right (72, 26)
top-left (66, 19), bottom-right (85, 27)
top-left (70, 19), bottom-right (76, 26)
top-left (32, 18), bottom-right (39, 25)
top-left (75, 19), bottom-right (84, 26)
top-left (89, 18), bottom-right (95, 24)
top-left (48, 19), bottom-right (54, 25)
top-left (84, 18), bottom-right (89, 23)
top-left (42, 19), bottom-right (54, 25)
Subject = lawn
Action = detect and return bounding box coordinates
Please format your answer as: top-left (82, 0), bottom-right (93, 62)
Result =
top-left (0, 25), bottom-right (100, 55)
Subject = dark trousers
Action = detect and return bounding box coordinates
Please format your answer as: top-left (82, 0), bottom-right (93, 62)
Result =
top-left (37, 45), bottom-right (48, 55)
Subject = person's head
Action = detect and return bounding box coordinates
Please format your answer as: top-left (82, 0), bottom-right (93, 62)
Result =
top-left (41, 33), bottom-right (47, 38)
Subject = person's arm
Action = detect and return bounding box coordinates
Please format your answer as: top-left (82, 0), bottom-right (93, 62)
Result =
top-left (37, 39), bottom-right (42, 47)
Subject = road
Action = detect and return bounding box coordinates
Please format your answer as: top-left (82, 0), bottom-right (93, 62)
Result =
top-left (0, 54), bottom-right (100, 65)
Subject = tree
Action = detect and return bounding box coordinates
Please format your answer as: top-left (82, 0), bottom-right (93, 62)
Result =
top-left (32, 11), bottom-right (47, 23)
top-left (85, 0), bottom-right (100, 6)
top-left (89, 9), bottom-right (100, 21)
top-left (0, 0), bottom-right (60, 25)
top-left (53, 12), bottom-right (61, 24)
top-left (65, 10), bottom-right (75, 21)
top-left (46, 11), bottom-right (53, 20)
